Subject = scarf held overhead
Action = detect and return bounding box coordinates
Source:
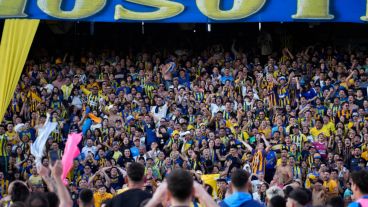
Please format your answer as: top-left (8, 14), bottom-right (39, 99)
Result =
top-left (31, 114), bottom-right (58, 165)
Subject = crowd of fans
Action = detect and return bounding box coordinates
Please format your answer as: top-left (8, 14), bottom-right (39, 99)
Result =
top-left (0, 37), bottom-right (368, 207)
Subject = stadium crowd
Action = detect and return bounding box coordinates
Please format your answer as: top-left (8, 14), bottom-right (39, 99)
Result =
top-left (0, 39), bottom-right (368, 207)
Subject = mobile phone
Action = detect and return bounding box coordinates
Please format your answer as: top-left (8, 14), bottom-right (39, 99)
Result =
top-left (49, 150), bottom-right (59, 166)
top-left (145, 185), bottom-right (153, 194)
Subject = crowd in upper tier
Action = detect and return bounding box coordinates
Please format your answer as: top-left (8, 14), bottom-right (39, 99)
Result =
top-left (0, 38), bottom-right (368, 207)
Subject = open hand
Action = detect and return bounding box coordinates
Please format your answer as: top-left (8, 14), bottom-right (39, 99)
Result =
top-left (51, 160), bottom-right (63, 178)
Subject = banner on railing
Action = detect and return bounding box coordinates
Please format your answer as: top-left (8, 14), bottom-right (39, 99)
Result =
top-left (0, 0), bottom-right (367, 23)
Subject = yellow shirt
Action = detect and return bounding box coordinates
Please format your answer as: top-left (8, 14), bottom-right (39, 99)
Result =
top-left (324, 179), bottom-right (338, 197)
top-left (80, 85), bottom-right (107, 100)
top-left (286, 125), bottom-right (293, 134)
top-left (87, 82), bottom-right (100, 90)
top-left (259, 128), bottom-right (271, 139)
top-left (27, 91), bottom-right (42, 102)
top-left (362, 151), bottom-right (368, 161)
top-left (236, 131), bottom-right (249, 142)
top-left (93, 192), bottom-right (113, 207)
top-left (276, 158), bottom-right (282, 166)
top-left (323, 122), bottom-right (336, 134)
top-left (310, 127), bottom-right (330, 140)
top-left (5, 131), bottom-right (17, 145)
top-left (61, 84), bottom-right (73, 100)
top-left (112, 151), bottom-right (123, 161)
top-left (220, 136), bottom-right (229, 146)
top-left (347, 122), bottom-right (354, 129)
top-left (28, 175), bottom-right (43, 186)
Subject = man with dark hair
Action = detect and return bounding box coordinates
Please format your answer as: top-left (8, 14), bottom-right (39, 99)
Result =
top-left (127, 162), bottom-right (145, 182)
top-left (78, 189), bottom-right (94, 207)
top-left (220, 169), bottom-right (263, 207)
top-left (45, 192), bottom-right (60, 207)
top-left (269, 195), bottom-right (286, 207)
top-left (326, 196), bottom-right (344, 207)
top-left (104, 162), bottom-right (151, 207)
top-left (10, 181), bottom-right (30, 203)
top-left (348, 170), bottom-right (368, 207)
top-left (26, 193), bottom-right (49, 207)
top-left (145, 169), bottom-right (218, 207)
top-left (166, 168), bottom-right (194, 203)
top-left (286, 188), bottom-right (311, 207)
top-left (312, 179), bottom-right (326, 206)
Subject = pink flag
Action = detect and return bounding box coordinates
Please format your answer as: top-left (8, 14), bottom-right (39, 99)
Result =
top-left (61, 133), bottom-right (82, 185)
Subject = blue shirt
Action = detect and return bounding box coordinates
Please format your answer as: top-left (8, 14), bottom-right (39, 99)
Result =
top-left (302, 88), bottom-right (317, 100)
top-left (271, 126), bottom-right (285, 136)
top-left (20, 128), bottom-right (36, 142)
top-left (350, 157), bottom-right (361, 171)
top-left (220, 192), bottom-right (264, 207)
top-left (116, 86), bottom-right (131, 95)
top-left (321, 84), bottom-right (333, 92)
top-left (265, 150), bottom-right (277, 169)
top-left (144, 124), bottom-right (157, 149)
top-left (178, 73), bottom-right (190, 88)
top-left (221, 75), bottom-right (234, 85)
top-left (130, 146), bottom-right (139, 157)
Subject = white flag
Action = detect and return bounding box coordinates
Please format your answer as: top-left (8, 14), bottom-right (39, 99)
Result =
top-left (31, 114), bottom-right (58, 165)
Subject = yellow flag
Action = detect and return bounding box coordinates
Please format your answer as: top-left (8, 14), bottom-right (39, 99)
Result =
top-left (0, 19), bottom-right (39, 122)
top-left (201, 174), bottom-right (220, 198)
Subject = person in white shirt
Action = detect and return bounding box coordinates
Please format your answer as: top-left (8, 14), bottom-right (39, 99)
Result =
top-left (209, 96), bottom-right (224, 116)
top-left (69, 88), bottom-right (83, 109)
top-left (81, 139), bottom-right (97, 160)
top-left (175, 87), bottom-right (187, 105)
top-left (150, 97), bottom-right (168, 126)
top-left (211, 67), bottom-right (222, 82)
top-left (146, 142), bottom-right (161, 160)
top-left (41, 80), bottom-right (54, 94)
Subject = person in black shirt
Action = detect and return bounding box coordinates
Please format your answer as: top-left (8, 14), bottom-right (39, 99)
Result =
top-left (350, 147), bottom-right (363, 171)
top-left (117, 148), bottom-right (135, 167)
top-left (226, 145), bottom-right (242, 168)
top-left (104, 162), bottom-right (151, 207)
top-left (156, 126), bottom-right (169, 149)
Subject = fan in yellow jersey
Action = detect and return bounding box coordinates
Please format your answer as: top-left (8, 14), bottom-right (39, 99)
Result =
top-left (310, 119), bottom-right (330, 141)
top-left (0, 126), bottom-right (9, 176)
top-left (5, 123), bottom-right (18, 146)
top-left (263, 74), bottom-right (277, 108)
top-left (276, 76), bottom-right (290, 107)
top-left (241, 134), bottom-right (271, 175)
top-left (94, 185), bottom-right (113, 207)
top-left (61, 77), bottom-right (74, 101)
top-left (233, 124), bottom-right (249, 142)
top-left (0, 171), bottom-right (9, 198)
top-left (27, 85), bottom-right (43, 112)
top-left (289, 125), bottom-right (307, 153)
top-left (81, 85), bottom-right (104, 112)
